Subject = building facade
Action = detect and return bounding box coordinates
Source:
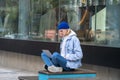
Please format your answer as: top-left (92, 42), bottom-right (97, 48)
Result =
top-left (0, 0), bottom-right (120, 69)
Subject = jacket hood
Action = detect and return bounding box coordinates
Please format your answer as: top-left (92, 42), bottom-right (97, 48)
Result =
top-left (68, 29), bottom-right (77, 38)
top-left (62, 29), bottom-right (77, 41)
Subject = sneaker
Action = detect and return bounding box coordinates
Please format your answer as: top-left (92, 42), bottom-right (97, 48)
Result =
top-left (43, 65), bottom-right (48, 71)
top-left (48, 65), bottom-right (63, 72)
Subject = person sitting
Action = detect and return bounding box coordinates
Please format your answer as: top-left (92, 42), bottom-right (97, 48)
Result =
top-left (41, 21), bottom-right (83, 72)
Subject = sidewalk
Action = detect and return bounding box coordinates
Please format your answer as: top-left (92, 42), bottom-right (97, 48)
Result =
top-left (0, 65), bottom-right (97, 80)
top-left (0, 66), bottom-right (37, 80)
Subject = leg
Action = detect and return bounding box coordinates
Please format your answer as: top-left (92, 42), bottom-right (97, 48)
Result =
top-left (41, 52), bottom-right (53, 66)
top-left (41, 52), bottom-right (63, 72)
top-left (52, 52), bottom-right (74, 71)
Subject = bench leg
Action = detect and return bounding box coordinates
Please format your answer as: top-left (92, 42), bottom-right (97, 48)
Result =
top-left (39, 73), bottom-right (49, 80)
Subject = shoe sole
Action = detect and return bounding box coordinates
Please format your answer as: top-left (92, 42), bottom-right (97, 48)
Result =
top-left (48, 67), bottom-right (63, 72)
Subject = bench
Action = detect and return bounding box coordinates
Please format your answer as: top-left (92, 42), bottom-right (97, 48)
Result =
top-left (39, 68), bottom-right (96, 80)
top-left (18, 76), bottom-right (38, 80)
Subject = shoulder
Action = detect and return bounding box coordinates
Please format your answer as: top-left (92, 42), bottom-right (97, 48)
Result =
top-left (71, 36), bottom-right (79, 41)
top-left (69, 36), bottom-right (80, 43)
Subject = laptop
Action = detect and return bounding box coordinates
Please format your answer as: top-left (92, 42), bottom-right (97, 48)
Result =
top-left (42, 49), bottom-right (52, 58)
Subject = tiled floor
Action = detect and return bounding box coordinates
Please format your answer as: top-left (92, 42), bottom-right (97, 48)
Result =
top-left (0, 66), bottom-right (37, 80)
top-left (0, 66), bottom-right (97, 80)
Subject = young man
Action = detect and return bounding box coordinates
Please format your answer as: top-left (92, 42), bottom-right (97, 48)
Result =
top-left (41, 21), bottom-right (83, 72)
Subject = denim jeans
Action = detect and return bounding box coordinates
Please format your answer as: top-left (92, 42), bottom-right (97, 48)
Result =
top-left (41, 52), bottom-right (74, 71)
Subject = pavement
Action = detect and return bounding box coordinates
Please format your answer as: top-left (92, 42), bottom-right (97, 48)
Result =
top-left (0, 66), bottom-right (97, 80)
top-left (0, 66), bottom-right (37, 80)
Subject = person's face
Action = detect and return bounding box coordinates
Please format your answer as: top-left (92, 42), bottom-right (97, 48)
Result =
top-left (58, 29), bottom-right (68, 38)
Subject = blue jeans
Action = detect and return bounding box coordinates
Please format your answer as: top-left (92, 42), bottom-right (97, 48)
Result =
top-left (41, 52), bottom-right (74, 71)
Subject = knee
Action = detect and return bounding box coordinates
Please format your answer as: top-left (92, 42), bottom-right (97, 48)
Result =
top-left (52, 52), bottom-right (60, 58)
top-left (41, 52), bottom-right (46, 57)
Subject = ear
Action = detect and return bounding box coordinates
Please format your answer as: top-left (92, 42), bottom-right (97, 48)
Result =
top-left (66, 29), bottom-right (71, 35)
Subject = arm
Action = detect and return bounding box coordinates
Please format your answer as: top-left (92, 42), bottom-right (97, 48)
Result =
top-left (66, 37), bottom-right (83, 61)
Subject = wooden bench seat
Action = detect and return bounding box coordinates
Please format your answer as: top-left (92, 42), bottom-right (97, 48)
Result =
top-left (18, 69), bottom-right (96, 80)
top-left (39, 68), bottom-right (96, 80)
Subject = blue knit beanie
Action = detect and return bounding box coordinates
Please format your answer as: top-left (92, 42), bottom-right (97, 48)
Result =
top-left (58, 21), bottom-right (69, 30)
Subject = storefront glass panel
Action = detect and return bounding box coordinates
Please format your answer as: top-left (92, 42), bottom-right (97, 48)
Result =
top-left (0, 0), bottom-right (120, 47)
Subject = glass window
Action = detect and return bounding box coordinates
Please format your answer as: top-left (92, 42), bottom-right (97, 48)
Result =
top-left (0, 0), bottom-right (120, 48)
top-left (105, 0), bottom-right (120, 47)
top-left (0, 0), bottom-right (18, 38)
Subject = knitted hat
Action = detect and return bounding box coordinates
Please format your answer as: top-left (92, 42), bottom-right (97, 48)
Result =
top-left (58, 21), bottom-right (69, 30)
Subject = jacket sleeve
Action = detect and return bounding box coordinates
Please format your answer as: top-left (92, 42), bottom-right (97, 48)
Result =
top-left (66, 37), bottom-right (83, 61)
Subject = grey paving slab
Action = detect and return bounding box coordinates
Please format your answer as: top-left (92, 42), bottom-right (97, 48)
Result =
top-left (0, 66), bottom-right (37, 80)
top-left (0, 66), bottom-right (97, 80)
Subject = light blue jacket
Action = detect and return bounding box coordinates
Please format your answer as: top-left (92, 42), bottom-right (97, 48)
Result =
top-left (60, 30), bottom-right (83, 69)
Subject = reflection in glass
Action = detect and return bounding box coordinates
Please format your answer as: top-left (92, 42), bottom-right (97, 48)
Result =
top-left (0, 0), bottom-right (120, 47)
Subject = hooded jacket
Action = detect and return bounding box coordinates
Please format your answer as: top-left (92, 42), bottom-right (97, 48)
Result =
top-left (60, 29), bottom-right (83, 69)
